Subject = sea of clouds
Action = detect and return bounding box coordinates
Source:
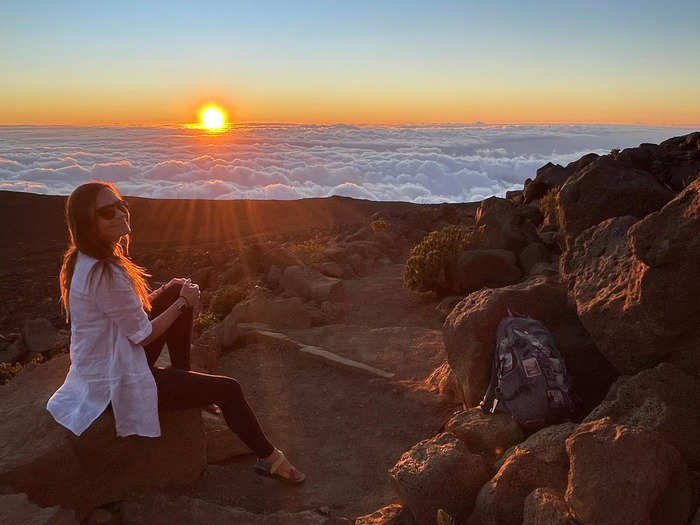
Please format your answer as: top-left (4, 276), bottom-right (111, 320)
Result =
top-left (0, 124), bottom-right (695, 203)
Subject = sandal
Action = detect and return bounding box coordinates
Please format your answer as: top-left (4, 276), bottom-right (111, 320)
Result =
top-left (253, 449), bottom-right (306, 485)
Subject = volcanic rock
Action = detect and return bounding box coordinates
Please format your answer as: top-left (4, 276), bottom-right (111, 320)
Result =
top-left (469, 423), bottom-right (575, 525)
top-left (229, 289), bottom-right (312, 329)
top-left (281, 265), bottom-right (345, 303)
top-left (389, 432), bottom-right (490, 525)
top-left (474, 197), bottom-right (541, 253)
top-left (355, 504), bottom-right (415, 525)
top-left (565, 418), bottom-right (693, 525)
top-left (561, 178), bottom-right (700, 376)
top-left (518, 242), bottom-right (551, 275)
top-left (583, 363), bottom-right (700, 469)
top-left (22, 317), bottom-right (56, 354)
top-left (557, 156), bottom-right (673, 249)
top-left (0, 493), bottom-right (78, 525)
top-left (0, 354), bottom-right (206, 518)
top-left (522, 488), bottom-right (576, 525)
top-left (443, 277), bottom-right (616, 410)
top-left (446, 249), bottom-right (522, 295)
top-left (442, 407), bottom-right (524, 457)
top-left (424, 361), bottom-right (462, 405)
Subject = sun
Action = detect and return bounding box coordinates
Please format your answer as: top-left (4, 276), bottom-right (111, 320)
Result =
top-left (199, 105), bottom-right (226, 130)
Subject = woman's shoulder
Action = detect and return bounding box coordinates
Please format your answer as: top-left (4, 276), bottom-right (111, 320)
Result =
top-left (74, 252), bottom-right (128, 291)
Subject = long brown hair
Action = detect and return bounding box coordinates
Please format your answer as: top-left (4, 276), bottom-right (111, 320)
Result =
top-left (59, 181), bottom-right (151, 322)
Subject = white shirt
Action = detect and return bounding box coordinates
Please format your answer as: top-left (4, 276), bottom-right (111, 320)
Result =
top-left (46, 251), bottom-right (160, 437)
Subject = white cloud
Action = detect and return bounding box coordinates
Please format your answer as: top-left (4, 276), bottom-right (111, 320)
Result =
top-left (0, 124), bottom-right (695, 203)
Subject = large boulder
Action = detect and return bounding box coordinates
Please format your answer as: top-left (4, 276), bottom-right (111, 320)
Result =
top-left (22, 318), bottom-right (57, 354)
top-left (626, 176), bottom-right (700, 374)
top-left (522, 488), bottom-right (576, 525)
top-left (229, 289), bottom-right (312, 329)
top-left (583, 363), bottom-right (700, 469)
top-left (239, 243), bottom-right (299, 276)
top-left (565, 418), bottom-right (694, 525)
top-left (0, 493), bottom-right (78, 524)
top-left (424, 361), bottom-right (462, 405)
top-left (524, 154), bottom-right (599, 204)
top-left (446, 249), bottom-right (522, 295)
top-left (653, 132), bottom-right (700, 191)
top-left (469, 423), bottom-right (576, 525)
top-left (495, 422), bottom-right (577, 471)
top-left (0, 354), bottom-right (206, 518)
top-left (442, 407), bottom-right (524, 458)
top-left (560, 216), bottom-right (642, 373)
top-left (557, 156), bottom-right (674, 249)
top-left (561, 178), bottom-right (700, 376)
top-left (518, 242), bottom-right (552, 275)
top-left (474, 197), bottom-right (541, 253)
top-left (443, 277), bottom-right (617, 409)
top-left (389, 432), bottom-right (491, 525)
top-left (355, 504), bottom-right (415, 525)
top-left (280, 265), bottom-right (345, 303)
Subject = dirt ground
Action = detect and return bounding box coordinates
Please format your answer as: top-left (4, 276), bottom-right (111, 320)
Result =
top-left (162, 263), bottom-right (460, 520)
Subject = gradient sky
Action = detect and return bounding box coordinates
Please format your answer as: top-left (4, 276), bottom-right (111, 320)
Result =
top-left (2, 0), bottom-right (699, 126)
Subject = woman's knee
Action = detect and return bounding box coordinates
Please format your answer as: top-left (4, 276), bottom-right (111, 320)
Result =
top-left (211, 375), bottom-right (243, 400)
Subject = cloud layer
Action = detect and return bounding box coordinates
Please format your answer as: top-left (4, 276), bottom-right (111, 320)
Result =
top-left (0, 124), bottom-right (695, 203)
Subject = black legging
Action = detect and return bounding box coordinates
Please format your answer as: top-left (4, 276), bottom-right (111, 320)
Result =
top-left (143, 282), bottom-right (274, 458)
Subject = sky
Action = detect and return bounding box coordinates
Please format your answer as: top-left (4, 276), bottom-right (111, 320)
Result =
top-left (1, 124), bottom-right (695, 202)
top-left (1, 0), bottom-right (699, 126)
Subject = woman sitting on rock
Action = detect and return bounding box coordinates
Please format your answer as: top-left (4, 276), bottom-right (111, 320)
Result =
top-left (46, 181), bottom-right (305, 484)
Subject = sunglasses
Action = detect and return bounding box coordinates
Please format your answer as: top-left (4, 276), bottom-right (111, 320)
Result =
top-left (96, 199), bottom-right (129, 220)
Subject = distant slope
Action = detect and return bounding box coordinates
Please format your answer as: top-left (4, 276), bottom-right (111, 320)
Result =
top-left (0, 190), bottom-right (479, 249)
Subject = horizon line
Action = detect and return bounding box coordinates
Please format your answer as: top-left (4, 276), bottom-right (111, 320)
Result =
top-left (1, 121), bottom-right (698, 129)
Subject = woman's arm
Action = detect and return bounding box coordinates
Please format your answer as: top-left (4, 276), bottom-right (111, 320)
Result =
top-left (148, 278), bottom-right (185, 303)
top-left (138, 297), bottom-right (188, 346)
top-left (139, 281), bottom-right (199, 346)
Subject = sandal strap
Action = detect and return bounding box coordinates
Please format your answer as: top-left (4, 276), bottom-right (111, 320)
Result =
top-left (269, 450), bottom-right (286, 475)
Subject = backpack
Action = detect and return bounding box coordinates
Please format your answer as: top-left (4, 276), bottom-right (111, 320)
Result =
top-left (480, 312), bottom-right (577, 430)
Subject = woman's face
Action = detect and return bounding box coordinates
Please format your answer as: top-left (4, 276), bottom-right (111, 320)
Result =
top-left (94, 187), bottom-right (130, 245)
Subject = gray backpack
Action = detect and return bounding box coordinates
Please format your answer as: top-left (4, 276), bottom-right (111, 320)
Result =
top-left (480, 313), bottom-right (577, 430)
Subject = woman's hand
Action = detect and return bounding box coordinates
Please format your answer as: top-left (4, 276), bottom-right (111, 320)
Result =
top-left (178, 280), bottom-right (201, 311)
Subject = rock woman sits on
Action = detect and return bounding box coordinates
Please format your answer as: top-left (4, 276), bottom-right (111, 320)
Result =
top-left (46, 181), bottom-right (305, 484)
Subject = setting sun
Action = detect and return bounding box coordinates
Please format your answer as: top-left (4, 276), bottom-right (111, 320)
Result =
top-left (199, 105), bottom-right (226, 130)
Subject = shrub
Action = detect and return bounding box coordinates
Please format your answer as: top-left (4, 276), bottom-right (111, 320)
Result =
top-left (194, 311), bottom-right (218, 333)
top-left (288, 238), bottom-right (326, 264)
top-left (0, 354), bottom-right (46, 385)
top-left (539, 187), bottom-right (559, 223)
top-left (403, 225), bottom-right (472, 293)
top-left (369, 218), bottom-right (388, 232)
top-left (210, 285), bottom-right (247, 319)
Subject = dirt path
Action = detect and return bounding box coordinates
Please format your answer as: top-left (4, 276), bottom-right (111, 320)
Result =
top-left (166, 263), bottom-right (459, 520)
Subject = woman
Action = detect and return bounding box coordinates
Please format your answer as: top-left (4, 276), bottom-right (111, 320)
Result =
top-left (46, 181), bottom-right (305, 484)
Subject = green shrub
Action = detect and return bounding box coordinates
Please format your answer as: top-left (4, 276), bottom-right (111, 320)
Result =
top-left (539, 187), bottom-right (559, 222)
top-left (194, 311), bottom-right (218, 333)
top-left (210, 285), bottom-right (247, 319)
top-left (403, 225), bottom-right (472, 293)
